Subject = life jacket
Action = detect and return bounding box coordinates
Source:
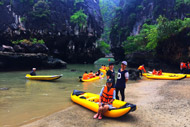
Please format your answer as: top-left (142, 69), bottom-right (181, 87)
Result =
top-left (152, 70), bottom-right (157, 75)
top-left (188, 63), bottom-right (190, 69)
top-left (88, 72), bottom-right (94, 78)
top-left (138, 66), bottom-right (146, 73)
top-left (180, 62), bottom-right (187, 69)
top-left (101, 86), bottom-right (115, 104)
top-left (158, 70), bottom-right (162, 75)
top-left (83, 73), bottom-right (89, 80)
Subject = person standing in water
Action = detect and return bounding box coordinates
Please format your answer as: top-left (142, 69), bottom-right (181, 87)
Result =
top-left (30, 68), bottom-right (36, 76)
top-left (115, 61), bottom-right (129, 101)
top-left (106, 63), bottom-right (115, 88)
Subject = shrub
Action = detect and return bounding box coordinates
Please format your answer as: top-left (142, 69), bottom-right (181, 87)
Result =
top-left (70, 9), bottom-right (87, 29)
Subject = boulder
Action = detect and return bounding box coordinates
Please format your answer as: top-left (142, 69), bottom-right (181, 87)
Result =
top-left (29, 44), bottom-right (49, 53)
top-left (19, 43), bottom-right (49, 53)
top-left (2, 45), bottom-right (14, 52)
top-left (46, 57), bottom-right (67, 68)
top-left (125, 51), bottom-right (155, 67)
top-left (128, 69), bottom-right (140, 80)
top-left (13, 45), bottom-right (25, 53)
top-left (0, 52), bottom-right (66, 71)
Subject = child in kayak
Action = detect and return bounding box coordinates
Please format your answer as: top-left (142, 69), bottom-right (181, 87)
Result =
top-left (93, 78), bottom-right (116, 120)
top-left (152, 69), bottom-right (157, 75)
top-left (88, 71), bottom-right (95, 78)
top-left (83, 71), bottom-right (89, 80)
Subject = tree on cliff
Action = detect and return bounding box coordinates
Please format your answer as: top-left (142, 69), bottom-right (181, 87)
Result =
top-left (70, 9), bottom-right (87, 31)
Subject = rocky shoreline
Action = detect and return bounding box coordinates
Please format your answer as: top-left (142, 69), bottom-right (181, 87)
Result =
top-left (0, 51), bottom-right (66, 71)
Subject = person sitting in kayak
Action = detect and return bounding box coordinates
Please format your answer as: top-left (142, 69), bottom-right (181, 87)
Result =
top-left (93, 78), bottom-right (116, 120)
top-left (83, 71), bottom-right (89, 80)
top-left (138, 64), bottom-right (146, 76)
top-left (104, 65), bottom-right (107, 70)
top-left (30, 68), bottom-right (36, 76)
top-left (158, 69), bottom-right (162, 75)
top-left (187, 61), bottom-right (190, 74)
top-left (95, 70), bottom-right (101, 76)
top-left (180, 62), bottom-right (187, 74)
top-left (101, 65), bottom-right (104, 69)
top-left (152, 69), bottom-right (157, 75)
top-left (88, 71), bottom-right (95, 78)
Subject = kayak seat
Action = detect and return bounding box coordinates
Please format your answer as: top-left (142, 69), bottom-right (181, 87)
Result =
top-left (80, 96), bottom-right (86, 99)
top-left (87, 97), bottom-right (99, 102)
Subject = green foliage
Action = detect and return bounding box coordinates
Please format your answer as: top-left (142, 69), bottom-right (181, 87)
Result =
top-left (70, 9), bottom-right (87, 29)
top-left (74, 0), bottom-right (84, 6)
top-left (99, 0), bottom-right (120, 42)
top-left (31, 0), bottom-right (50, 18)
top-left (123, 15), bottom-right (190, 54)
top-left (12, 38), bottom-right (45, 45)
top-left (136, 5), bottom-right (143, 12)
top-left (0, 0), bottom-right (4, 5)
top-left (97, 40), bottom-right (110, 54)
top-left (20, 17), bottom-right (27, 22)
top-left (175, 0), bottom-right (190, 10)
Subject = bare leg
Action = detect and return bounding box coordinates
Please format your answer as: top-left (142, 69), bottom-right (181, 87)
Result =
top-left (102, 105), bottom-right (109, 114)
top-left (98, 105), bottom-right (109, 120)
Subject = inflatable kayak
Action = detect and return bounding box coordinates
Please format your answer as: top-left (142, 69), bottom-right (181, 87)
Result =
top-left (146, 74), bottom-right (186, 80)
top-left (143, 71), bottom-right (190, 78)
top-left (162, 72), bottom-right (190, 78)
top-left (71, 90), bottom-right (136, 118)
top-left (99, 69), bottom-right (107, 73)
top-left (25, 74), bottom-right (62, 81)
top-left (79, 69), bottom-right (106, 82)
top-left (79, 73), bottom-right (105, 82)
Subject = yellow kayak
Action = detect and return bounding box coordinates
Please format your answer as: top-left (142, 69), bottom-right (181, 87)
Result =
top-left (79, 69), bottom-right (106, 82)
top-left (162, 72), bottom-right (190, 78)
top-left (99, 69), bottom-right (107, 73)
top-left (143, 72), bottom-right (190, 78)
top-left (25, 74), bottom-right (62, 81)
top-left (146, 74), bottom-right (186, 80)
top-left (79, 73), bottom-right (105, 82)
top-left (71, 90), bottom-right (136, 118)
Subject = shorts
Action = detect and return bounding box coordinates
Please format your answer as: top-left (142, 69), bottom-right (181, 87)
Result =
top-left (100, 102), bottom-right (114, 109)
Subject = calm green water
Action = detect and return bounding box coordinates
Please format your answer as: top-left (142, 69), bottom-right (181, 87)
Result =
top-left (0, 64), bottom-right (135, 127)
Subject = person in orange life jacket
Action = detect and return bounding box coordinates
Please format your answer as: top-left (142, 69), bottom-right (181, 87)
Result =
top-left (82, 71), bottom-right (89, 80)
top-left (180, 62), bottom-right (187, 74)
top-left (106, 63), bottom-right (115, 88)
top-left (115, 61), bottom-right (129, 101)
top-left (88, 71), bottom-right (95, 78)
top-left (104, 65), bottom-right (107, 70)
top-left (158, 69), bottom-right (162, 75)
top-left (187, 61), bottom-right (190, 74)
top-left (30, 68), bottom-right (36, 76)
top-left (138, 64), bottom-right (146, 76)
top-left (93, 78), bottom-right (116, 120)
top-left (152, 69), bottom-right (157, 75)
top-left (101, 65), bottom-right (104, 69)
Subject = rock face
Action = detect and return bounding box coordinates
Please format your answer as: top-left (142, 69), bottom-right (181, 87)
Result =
top-left (110, 0), bottom-right (190, 69)
top-left (110, 0), bottom-right (190, 48)
top-left (0, 52), bottom-right (66, 71)
top-left (0, 0), bottom-right (104, 63)
top-left (156, 27), bottom-right (190, 66)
